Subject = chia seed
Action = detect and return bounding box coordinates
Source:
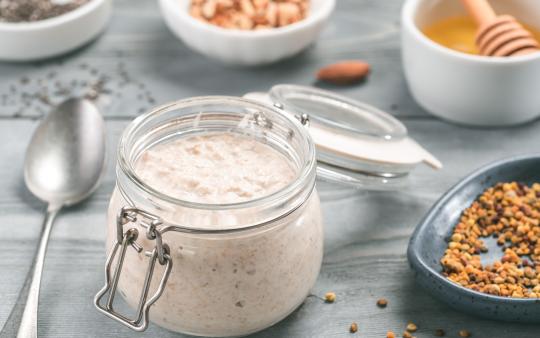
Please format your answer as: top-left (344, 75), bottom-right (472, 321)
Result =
top-left (0, 0), bottom-right (91, 23)
top-left (1, 61), bottom-right (155, 118)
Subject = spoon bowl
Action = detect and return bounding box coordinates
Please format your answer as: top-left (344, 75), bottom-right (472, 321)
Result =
top-left (24, 99), bottom-right (106, 208)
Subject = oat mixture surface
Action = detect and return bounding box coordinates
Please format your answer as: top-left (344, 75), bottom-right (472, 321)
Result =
top-left (136, 132), bottom-right (296, 204)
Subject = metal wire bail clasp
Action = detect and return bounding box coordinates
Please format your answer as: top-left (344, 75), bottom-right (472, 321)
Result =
top-left (94, 206), bottom-right (172, 332)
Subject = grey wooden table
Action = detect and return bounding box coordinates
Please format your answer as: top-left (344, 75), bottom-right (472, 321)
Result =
top-left (1, 0), bottom-right (540, 337)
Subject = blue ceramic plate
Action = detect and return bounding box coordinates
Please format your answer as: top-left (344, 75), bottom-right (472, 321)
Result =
top-left (408, 155), bottom-right (540, 323)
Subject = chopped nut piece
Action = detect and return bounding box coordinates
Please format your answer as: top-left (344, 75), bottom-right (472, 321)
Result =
top-left (324, 292), bottom-right (336, 303)
top-left (240, 0), bottom-right (256, 17)
top-left (434, 329), bottom-right (445, 336)
top-left (277, 2), bottom-right (301, 26)
top-left (459, 330), bottom-right (471, 337)
top-left (402, 331), bottom-right (413, 338)
top-left (265, 2), bottom-right (278, 26)
top-left (349, 322), bottom-right (358, 333)
top-left (435, 329), bottom-right (446, 337)
top-left (202, 0), bottom-right (217, 18)
top-left (406, 322), bottom-right (417, 332)
top-left (376, 298), bottom-right (388, 308)
top-left (387, 331), bottom-right (396, 338)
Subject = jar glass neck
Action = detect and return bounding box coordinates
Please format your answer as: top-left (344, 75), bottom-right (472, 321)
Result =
top-left (116, 96), bottom-right (317, 231)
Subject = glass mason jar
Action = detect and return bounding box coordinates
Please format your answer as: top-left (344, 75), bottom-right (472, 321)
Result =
top-left (95, 97), bottom-right (323, 337)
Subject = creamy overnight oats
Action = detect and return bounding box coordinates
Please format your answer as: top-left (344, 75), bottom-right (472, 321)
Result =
top-left (135, 133), bottom-right (297, 205)
top-left (98, 97), bottom-right (323, 337)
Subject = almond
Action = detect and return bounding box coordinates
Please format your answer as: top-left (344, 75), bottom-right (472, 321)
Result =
top-left (240, 0), bottom-right (256, 18)
top-left (277, 3), bottom-right (301, 27)
top-left (316, 60), bottom-right (370, 85)
top-left (202, 0), bottom-right (217, 19)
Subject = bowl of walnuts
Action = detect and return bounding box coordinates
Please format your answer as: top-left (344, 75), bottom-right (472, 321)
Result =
top-left (158, 0), bottom-right (335, 65)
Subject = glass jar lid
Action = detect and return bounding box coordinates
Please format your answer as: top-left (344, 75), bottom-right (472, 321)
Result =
top-left (270, 84), bottom-right (408, 141)
top-left (245, 85), bottom-right (442, 190)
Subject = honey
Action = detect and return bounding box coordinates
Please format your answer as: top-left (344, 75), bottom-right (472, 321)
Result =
top-left (422, 16), bottom-right (540, 55)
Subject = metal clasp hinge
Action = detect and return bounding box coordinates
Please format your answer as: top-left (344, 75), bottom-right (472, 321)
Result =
top-left (297, 113), bottom-right (310, 126)
top-left (273, 102), bottom-right (310, 127)
top-left (94, 207), bottom-right (172, 332)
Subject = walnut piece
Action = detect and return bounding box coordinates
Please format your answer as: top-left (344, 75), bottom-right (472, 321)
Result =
top-left (189, 0), bottom-right (310, 30)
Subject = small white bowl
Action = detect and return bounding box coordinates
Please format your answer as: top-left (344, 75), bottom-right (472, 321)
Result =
top-left (158, 0), bottom-right (335, 66)
top-left (0, 0), bottom-right (112, 62)
top-left (402, 0), bottom-right (540, 127)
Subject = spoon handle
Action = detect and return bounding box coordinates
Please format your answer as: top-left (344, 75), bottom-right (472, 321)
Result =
top-left (0, 206), bottom-right (60, 338)
top-left (460, 0), bottom-right (497, 27)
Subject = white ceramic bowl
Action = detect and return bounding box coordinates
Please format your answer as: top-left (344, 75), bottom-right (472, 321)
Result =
top-left (158, 0), bottom-right (335, 66)
top-left (402, 0), bottom-right (540, 127)
top-left (0, 0), bottom-right (112, 62)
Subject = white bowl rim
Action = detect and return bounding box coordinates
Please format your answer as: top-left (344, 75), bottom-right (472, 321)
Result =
top-left (162, 0), bottom-right (335, 38)
top-left (0, 0), bottom-right (107, 31)
top-left (402, 0), bottom-right (540, 64)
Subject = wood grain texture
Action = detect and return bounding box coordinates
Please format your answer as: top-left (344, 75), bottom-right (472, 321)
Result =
top-left (1, 0), bottom-right (540, 337)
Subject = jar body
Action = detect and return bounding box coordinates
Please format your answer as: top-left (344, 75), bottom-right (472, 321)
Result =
top-left (106, 186), bottom-right (323, 337)
top-left (100, 97), bottom-right (322, 336)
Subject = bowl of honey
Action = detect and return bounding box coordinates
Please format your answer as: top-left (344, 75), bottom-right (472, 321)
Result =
top-left (402, 0), bottom-right (540, 126)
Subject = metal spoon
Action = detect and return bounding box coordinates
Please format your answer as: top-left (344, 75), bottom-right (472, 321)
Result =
top-left (0, 99), bottom-right (106, 338)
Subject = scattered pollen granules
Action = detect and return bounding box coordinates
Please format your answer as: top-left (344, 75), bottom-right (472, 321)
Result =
top-left (441, 182), bottom-right (540, 298)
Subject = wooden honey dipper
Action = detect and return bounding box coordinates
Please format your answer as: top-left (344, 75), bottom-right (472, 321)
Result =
top-left (460, 0), bottom-right (540, 56)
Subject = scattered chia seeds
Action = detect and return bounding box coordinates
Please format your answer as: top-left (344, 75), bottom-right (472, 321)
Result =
top-left (0, 0), bottom-right (91, 22)
top-left (1, 61), bottom-right (155, 118)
